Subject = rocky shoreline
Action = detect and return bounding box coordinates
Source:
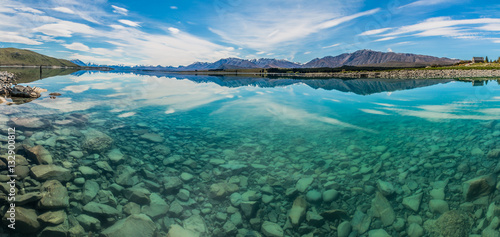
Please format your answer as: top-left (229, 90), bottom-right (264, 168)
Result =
top-left (186, 69), bottom-right (500, 79)
top-left (0, 71), bottom-right (47, 104)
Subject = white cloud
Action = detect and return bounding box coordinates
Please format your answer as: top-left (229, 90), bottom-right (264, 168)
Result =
top-left (0, 31), bottom-right (42, 45)
top-left (359, 27), bottom-right (392, 36)
top-left (399, 0), bottom-right (454, 8)
top-left (479, 24), bottom-right (500, 31)
top-left (168, 27), bottom-right (180, 34)
top-left (112, 5), bottom-right (128, 15)
top-left (208, 1), bottom-right (379, 50)
top-left (53, 7), bottom-right (75, 14)
top-left (170, 6), bottom-right (178, 10)
top-left (118, 19), bottom-right (140, 27)
top-left (375, 37), bottom-right (396, 42)
top-left (322, 43), bottom-right (341, 48)
top-left (63, 42), bottom-right (90, 51)
top-left (34, 20), bottom-right (96, 37)
top-left (364, 17), bottom-right (500, 44)
top-left (62, 85), bottom-right (90, 93)
top-left (387, 48), bottom-right (393, 52)
top-left (16, 7), bottom-right (43, 14)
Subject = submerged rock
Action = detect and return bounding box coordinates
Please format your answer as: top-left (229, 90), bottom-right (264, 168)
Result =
top-left (371, 192), bottom-right (395, 226)
top-left (296, 177), bottom-right (314, 193)
top-left (463, 174), bottom-right (496, 201)
top-left (83, 202), bottom-right (119, 217)
top-left (424, 210), bottom-right (471, 237)
top-left (167, 224), bottom-right (199, 237)
top-left (38, 180), bottom-right (69, 209)
top-left (2, 207), bottom-right (40, 233)
top-left (10, 117), bottom-right (47, 129)
top-left (30, 165), bottom-right (72, 181)
top-left (101, 214), bottom-right (156, 237)
top-left (25, 145), bottom-right (53, 164)
top-left (261, 221), bottom-right (284, 237)
top-left (288, 196), bottom-right (307, 226)
top-left (403, 192), bottom-right (423, 212)
top-left (81, 129), bottom-right (113, 152)
top-left (37, 210), bottom-right (66, 225)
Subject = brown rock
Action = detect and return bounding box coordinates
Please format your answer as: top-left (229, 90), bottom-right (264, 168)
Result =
top-left (25, 145), bottom-right (53, 164)
top-left (463, 174), bottom-right (496, 201)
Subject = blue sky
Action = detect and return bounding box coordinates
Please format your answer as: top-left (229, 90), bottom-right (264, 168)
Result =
top-left (1, 0), bottom-right (500, 66)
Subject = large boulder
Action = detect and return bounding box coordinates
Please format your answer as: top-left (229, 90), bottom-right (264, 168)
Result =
top-left (289, 196), bottom-right (307, 226)
top-left (25, 145), bottom-right (53, 164)
top-left (83, 202), bottom-right (119, 217)
top-left (101, 214), bottom-right (156, 237)
top-left (38, 180), bottom-right (69, 209)
top-left (463, 174), bottom-right (496, 201)
top-left (2, 207), bottom-right (40, 233)
top-left (81, 129), bottom-right (113, 152)
top-left (30, 165), bottom-right (72, 181)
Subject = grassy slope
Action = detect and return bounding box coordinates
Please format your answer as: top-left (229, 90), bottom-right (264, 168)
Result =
top-left (0, 48), bottom-right (78, 67)
top-left (419, 62), bottom-right (500, 70)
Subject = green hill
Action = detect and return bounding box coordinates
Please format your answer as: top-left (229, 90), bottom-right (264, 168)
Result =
top-left (0, 48), bottom-right (78, 67)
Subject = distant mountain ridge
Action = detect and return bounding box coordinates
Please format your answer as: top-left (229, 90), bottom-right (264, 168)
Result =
top-left (0, 48), bottom-right (78, 67)
top-left (72, 49), bottom-right (460, 71)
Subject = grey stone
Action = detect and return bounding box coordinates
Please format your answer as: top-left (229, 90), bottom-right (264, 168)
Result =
top-left (288, 196), bottom-right (307, 226)
top-left (177, 189), bottom-right (190, 201)
top-left (78, 166), bottom-right (99, 178)
top-left (337, 221), bottom-right (352, 237)
top-left (82, 180), bottom-right (99, 204)
top-left (38, 210), bottom-right (66, 225)
top-left (83, 202), bottom-right (119, 217)
top-left (30, 165), bottom-right (72, 181)
top-left (76, 214), bottom-right (101, 230)
top-left (141, 193), bottom-right (169, 219)
top-left (81, 129), bottom-right (113, 152)
top-left (261, 221), bottom-right (283, 237)
top-left (407, 223), bottom-right (424, 237)
top-left (429, 199), bottom-right (449, 214)
top-left (123, 186), bottom-right (151, 204)
top-left (3, 207), bottom-right (40, 233)
top-left (305, 190), bottom-right (322, 202)
top-left (183, 214), bottom-right (206, 234)
top-left (295, 177), bottom-right (314, 193)
top-left (101, 214), bottom-right (156, 237)
top-left (377, 180), bottom-right (395, 196)
top-left (163, 176), bottom-right (183, 194)
top-left (368, 229), bottom-right (391, 237)
top-left (371, 192), bottom-right (395, 226)
top-left (107, 149), bottom-right (125, 164)
top-left (403, 192), bottom-right (423, 212)
top-left (322, 189), bottom-right (339, 202)
top-left (38, 180), bottom-right (69, 209)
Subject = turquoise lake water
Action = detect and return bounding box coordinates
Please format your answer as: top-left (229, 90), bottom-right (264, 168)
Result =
top-left (1, 71), bottom-right (500, 236)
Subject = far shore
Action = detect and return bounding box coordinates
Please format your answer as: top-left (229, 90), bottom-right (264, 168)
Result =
top-left (178, 69), bottom-right (500, 80)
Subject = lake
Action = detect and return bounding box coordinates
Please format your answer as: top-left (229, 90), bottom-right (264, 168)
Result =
top-left (1, 69), bottom-right (499, 236)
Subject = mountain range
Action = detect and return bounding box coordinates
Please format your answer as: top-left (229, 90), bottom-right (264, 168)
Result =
top-left (71, 49), bottom-right (460, 71)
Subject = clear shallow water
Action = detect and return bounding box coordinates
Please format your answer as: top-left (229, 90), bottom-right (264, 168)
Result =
top-left (1, 71), bottom-right (500, 236)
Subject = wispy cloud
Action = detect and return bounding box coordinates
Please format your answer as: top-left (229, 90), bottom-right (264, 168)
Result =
top-left (118, 19), bottom-right (140, 27)
top-left (63, 42), bottom-right (89, 51)
top-left (209, 0), bottom-right (379, 50)
top-left (52, 7), bottom-right (75, 14)
top-left (399, 0), bottom-right (454, 9)
top-left (111, 5), bottom-right (128, 16)
top-left (366, 17), bottom-right (500, 43)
